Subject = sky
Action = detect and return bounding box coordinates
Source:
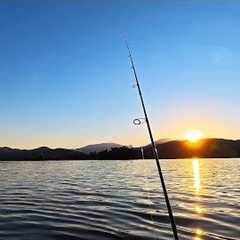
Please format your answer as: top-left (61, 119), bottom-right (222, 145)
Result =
top-left (1, 0), bottom-right (240, 149)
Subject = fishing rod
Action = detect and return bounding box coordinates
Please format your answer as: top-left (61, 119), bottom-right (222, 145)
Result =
top-left (125, 40), bottom-right (179, 240)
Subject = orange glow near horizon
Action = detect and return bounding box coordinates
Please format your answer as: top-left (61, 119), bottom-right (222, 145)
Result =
top-left (184, 131), bottom-right (204, 143)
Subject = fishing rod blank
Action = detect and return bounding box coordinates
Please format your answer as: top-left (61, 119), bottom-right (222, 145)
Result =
top-left (125, 40), bottom-right (179, 240)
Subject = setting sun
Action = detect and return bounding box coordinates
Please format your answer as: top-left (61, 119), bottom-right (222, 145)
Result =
top-left (184, 131), bottom-right (204, 143)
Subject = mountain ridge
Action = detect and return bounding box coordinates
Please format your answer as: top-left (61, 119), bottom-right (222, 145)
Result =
top-left (76, 143), bottom-right (123, 154)
top-left (1, 138), bottom-right (240, 161)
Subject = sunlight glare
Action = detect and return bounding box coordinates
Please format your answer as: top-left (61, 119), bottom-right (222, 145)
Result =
top-left (184, 131), bottom-right (204, 143)
top-left (196, 229), bottom-right (203, 235)
top-left (194, 237), bottom-right (202, 240)
top-left (193, 159), bottom-right (201, 193)
top-left (195, 206), bottom-right (203, 214)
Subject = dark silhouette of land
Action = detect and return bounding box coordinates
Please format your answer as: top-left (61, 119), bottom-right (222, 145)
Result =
top-left (1, 138), bottom-right (240, 161)
top-left (76, 143), bottom-right (123, 154)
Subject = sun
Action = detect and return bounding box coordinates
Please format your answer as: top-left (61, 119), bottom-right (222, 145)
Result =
top-left (184, 131), bottom-right (204, 143)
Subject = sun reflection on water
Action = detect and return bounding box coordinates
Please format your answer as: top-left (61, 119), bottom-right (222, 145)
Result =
top-left (193, 159), bottom-right (204, 239)
top-left (194, 229), bottom-right (203, 240)
top-left (195, 206), bottom-right (204, 214)
top-left (194, 237), bottom-right (202, 240)
top-left (193, 159), bottom-right (201, 194)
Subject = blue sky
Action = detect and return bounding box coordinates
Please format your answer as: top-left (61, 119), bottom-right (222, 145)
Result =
top-left (1, 0), bottom-right (240, 149)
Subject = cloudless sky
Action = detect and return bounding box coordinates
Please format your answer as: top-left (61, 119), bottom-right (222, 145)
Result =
top-left (1, 0), bottom-right (240, 149)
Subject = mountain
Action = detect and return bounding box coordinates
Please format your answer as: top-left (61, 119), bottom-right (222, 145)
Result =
top-left (0, 147), bottom-right (88, 161)
top-left (1, 138), bottom-right (240, 161)
top-left (90, 138), bottom-right (240, 160)
top-left (154, 138), bottom-right (172, 145)
top-left (142, 138), bottom-right (240, 159)
top-left (76, 143), bottom-right (123, 154)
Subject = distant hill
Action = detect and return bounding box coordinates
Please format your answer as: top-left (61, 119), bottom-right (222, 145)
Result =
top-left (142, 138), bottom-right (240, 159)
top-left (0, 147), bottom-right (88, 161)
top-left (76, 143), bottom-right (123, 154)
top-left (154, 138), bottom-right (172, 145)
top-left (88, 138), bottom-right (240, 160)
top-left (1, 139), bottom-right (240, 161)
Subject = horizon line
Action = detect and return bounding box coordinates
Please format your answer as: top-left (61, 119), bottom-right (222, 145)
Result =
top-left (1, 137), bottom-right (240, 150)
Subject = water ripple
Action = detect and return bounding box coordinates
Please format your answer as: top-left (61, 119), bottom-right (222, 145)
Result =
top-left (0, 159), bottom-right (239, 239)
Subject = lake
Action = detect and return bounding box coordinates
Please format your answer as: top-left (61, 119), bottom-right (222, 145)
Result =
top-left (0, 159), bottom-right (239, 240)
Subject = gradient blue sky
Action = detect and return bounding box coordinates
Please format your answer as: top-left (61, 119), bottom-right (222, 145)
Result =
top-left (1, 0), bottom-right (240, 149)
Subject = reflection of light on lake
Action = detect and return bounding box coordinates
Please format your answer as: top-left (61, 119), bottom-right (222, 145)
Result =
top-left (194, 229), bottom-right (203, 240)
top-left (196, 228), bottom-right (203, 235)
top-left (195, 196), bottom-right (201, 201)
top-left (195, 206), bottom-right (204, 214)
top-left (193, 159), bottom-right (205, 239)
top-left (193, 159), bottom-right (201, 193)
top-left (194, 237), bottom-right (202, 240)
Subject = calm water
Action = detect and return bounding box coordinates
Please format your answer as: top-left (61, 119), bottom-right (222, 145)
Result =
top-left (0, 159), bottom-right (239, 240)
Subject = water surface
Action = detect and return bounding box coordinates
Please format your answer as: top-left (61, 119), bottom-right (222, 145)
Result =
top-left (0, 159), bottom-right (239, 240)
